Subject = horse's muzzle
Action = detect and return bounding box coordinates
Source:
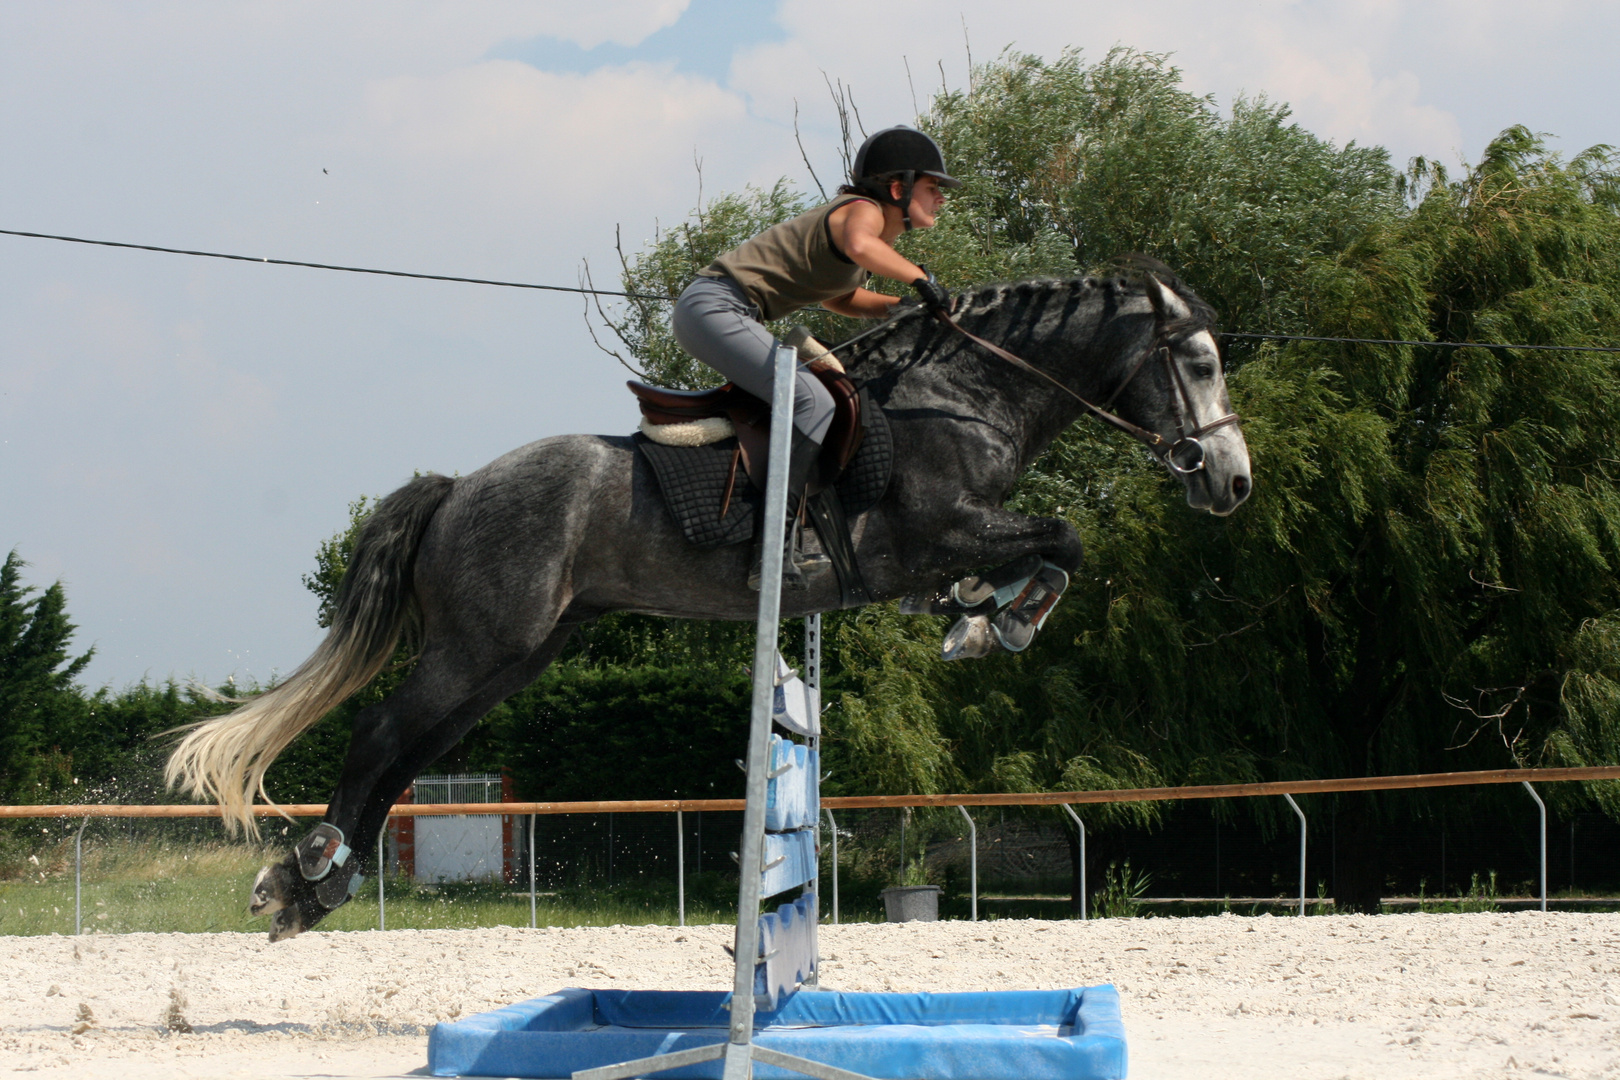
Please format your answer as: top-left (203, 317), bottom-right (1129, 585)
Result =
top-left (1181, 444), bottom-right (1252, 516)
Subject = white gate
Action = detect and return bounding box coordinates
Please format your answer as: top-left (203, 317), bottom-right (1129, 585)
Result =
top-left (405, 773), bottom-right (510, 884)
top-left (415, 814), bottom-right (505, 882)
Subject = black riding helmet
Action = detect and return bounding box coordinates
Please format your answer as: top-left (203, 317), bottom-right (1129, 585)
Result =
top-left (850, 126), bottom-right (960, 231)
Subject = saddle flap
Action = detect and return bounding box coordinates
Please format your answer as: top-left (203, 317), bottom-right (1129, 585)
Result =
top-left (812, 369), bottom-right (865, 479)
top-left (633, 391), bottom-right (890, 553)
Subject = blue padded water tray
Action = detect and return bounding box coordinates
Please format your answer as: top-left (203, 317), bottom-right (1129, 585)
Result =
top-left (428, 986), bottom-right (1126, 1079)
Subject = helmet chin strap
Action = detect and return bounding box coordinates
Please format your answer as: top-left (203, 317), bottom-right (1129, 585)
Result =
top-left (897, 169), bottom-right (916, 231)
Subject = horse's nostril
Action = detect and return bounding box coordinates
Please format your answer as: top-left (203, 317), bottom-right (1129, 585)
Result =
top-left (1231, 474), bottom-right (1251, 499)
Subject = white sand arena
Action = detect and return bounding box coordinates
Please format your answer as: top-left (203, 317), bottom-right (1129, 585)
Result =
top-left (1, 912), bottom-right (1616, 1079)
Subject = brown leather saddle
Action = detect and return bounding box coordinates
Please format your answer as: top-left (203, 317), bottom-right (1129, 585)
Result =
top-left (628, 368), bottom-right (866, 502)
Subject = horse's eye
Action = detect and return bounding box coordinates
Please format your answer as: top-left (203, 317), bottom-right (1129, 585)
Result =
top-left (1191, 363), bottom-right (1215, 379)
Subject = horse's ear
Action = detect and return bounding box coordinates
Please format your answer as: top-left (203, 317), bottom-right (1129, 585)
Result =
top-left (1145, 274), bottom-right (1190, 321)
top-left (1143, 274), bottom-right (1168, 318)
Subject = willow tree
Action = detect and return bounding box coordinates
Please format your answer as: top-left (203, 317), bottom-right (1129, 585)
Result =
top-left (879, 60), bottom-right (1620, 911)
top-left (600, 50), bottom-right (1620, 910)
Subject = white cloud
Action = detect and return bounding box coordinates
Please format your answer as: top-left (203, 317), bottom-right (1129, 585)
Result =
top-left (0, 0), bottom-right (1613, 689)
top-left (1221, 38), bottom-right (1462, 161)
top-left (736, 0), bottom-right (1610, 169)
top-left (360, 60), bottom-right (748, 180)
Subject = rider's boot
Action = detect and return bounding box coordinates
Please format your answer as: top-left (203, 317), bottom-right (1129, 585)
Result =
top-left (748, 431), bottom-right (821, 592)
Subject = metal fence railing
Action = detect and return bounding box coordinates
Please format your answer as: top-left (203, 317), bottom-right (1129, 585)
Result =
top-left (2, 766), bottom-right (1617, 933)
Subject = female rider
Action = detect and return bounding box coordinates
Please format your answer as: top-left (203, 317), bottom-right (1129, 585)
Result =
top-left (671, 125), bottom-right (959, 589)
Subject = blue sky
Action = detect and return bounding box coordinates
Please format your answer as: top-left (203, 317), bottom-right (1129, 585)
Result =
top-left (491, 0), bottom-right (785, 83)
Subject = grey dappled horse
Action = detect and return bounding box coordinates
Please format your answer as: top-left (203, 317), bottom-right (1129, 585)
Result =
top-left (167, 265), bottom-right (1251, 940)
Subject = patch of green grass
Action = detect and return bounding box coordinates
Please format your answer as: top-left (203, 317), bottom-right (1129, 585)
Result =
top-left (0, 840), bottom-right (745, 936)
top-left (1091, 860), bottom-right (1152, 919)
top-left (1407, 871), bottom-right (1501, 915)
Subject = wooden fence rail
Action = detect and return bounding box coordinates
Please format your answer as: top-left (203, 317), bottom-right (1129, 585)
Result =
top-left (2, 765), bottom-right (1616, 819)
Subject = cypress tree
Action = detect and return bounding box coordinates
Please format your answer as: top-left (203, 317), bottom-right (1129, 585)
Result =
top-left (0, 552), bottom-right (91, 802)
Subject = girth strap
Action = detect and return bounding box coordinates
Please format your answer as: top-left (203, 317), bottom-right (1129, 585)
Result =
top-left (804, 487), bottom-right (873, 609)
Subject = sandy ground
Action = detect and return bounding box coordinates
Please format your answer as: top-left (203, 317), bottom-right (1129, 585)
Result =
top-left (1, 913), bottom-right (1616, 1079)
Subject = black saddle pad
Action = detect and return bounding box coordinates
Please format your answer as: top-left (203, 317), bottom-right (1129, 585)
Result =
top-left (636, 391), bottom-right (893, 549)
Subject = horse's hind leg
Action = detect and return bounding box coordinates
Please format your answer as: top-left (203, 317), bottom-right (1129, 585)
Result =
top-left (254, 626), bottom-right (576, 940)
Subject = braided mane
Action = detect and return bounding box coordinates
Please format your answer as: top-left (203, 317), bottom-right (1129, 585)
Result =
top-left (839, 255), bottom-right (1215, 377)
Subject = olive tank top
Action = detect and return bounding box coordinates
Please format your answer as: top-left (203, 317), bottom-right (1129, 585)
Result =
top-left (698, 195), bottom-right (874, 322)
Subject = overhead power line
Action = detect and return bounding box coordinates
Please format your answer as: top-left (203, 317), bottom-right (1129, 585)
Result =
top-left (0, 227), bottom-right (668, 302)
top-left (1224, 331), bottom-right (1620, 355)
top-left (5, 226), bottom-right (1618, 355)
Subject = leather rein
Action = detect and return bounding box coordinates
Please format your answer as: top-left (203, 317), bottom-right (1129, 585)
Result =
top-left (928, 289), bottom-right (1241, 475)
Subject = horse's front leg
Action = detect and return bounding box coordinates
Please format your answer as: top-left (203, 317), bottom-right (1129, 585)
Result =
top-left (898, 499), bottom-right (1080, 597)
top-left (900, 504), bottom-right (1082, 659)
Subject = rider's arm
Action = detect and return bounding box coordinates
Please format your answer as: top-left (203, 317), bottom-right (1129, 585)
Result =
top-left (822, 286), bottom-right (899, 319)
top-left (830, 198), bottom-right (927, 284)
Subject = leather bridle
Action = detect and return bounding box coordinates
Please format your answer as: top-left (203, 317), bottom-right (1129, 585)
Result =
top-left (930, 280), bottom-right (1241, 474)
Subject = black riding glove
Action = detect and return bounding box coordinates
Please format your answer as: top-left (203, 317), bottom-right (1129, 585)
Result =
top-left (912, 269), bottom-right (952, 317)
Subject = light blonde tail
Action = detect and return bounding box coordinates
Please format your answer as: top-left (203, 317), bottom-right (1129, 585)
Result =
top-left (164, 474), bottom-right (455, 835)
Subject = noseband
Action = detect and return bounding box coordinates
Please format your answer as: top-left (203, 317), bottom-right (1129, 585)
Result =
top-left (1098, 335), bottom-right (1244, 474)
top-left (932, 281), bottom-right (1240, 474)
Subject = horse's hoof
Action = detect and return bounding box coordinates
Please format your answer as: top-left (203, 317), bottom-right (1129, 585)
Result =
top-left (942, 615), bottom-right (998, 661)
top-left (266, 881), bottom-right (348, 943)
top-left (249, 864), bottom-right (292, 917)
top-left (267, 904), bottom-right (305, 943)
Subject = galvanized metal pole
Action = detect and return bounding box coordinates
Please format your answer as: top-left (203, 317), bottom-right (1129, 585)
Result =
top-left (529, 813), bottom-right (537, 929)
top-left (1061, 805), bottom-right (1086, 920)
top-left (378, 828), bottom-right (386, 930)
top-left (74, 819), bottom-right (87, 935)
top-left (804, 614), bottom-right (821, 721)
top-left (957, 805), bottom-right (977, 922)
top-left (1522, 781), bottom-right (1547, 912)
top-left (677, 809), bottom-right (686, 928)
top-left (722, 342), bottom-right (798, 1080)
top-left (1283, 794), bottom-right (1307, 916)
top-left (801, 615), bottom-right (821, 988)
top-left (824, 809), bottom-right (839, 925)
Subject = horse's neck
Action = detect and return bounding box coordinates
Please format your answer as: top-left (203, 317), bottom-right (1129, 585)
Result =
top-left (857, 286), bottom-right (1122, 466)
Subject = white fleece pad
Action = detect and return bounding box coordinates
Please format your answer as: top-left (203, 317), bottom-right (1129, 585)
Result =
top-left (638, 415), bottom-right (736, 446)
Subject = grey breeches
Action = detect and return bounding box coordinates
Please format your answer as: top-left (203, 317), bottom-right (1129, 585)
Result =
top-left (672, 276), bottom-right (835, 444)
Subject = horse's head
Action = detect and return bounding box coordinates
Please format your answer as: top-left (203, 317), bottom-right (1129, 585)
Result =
top-left (1109, 266), bottom-right (1252, 517)
top-left (851, 264), bottom-right (1252, 515)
